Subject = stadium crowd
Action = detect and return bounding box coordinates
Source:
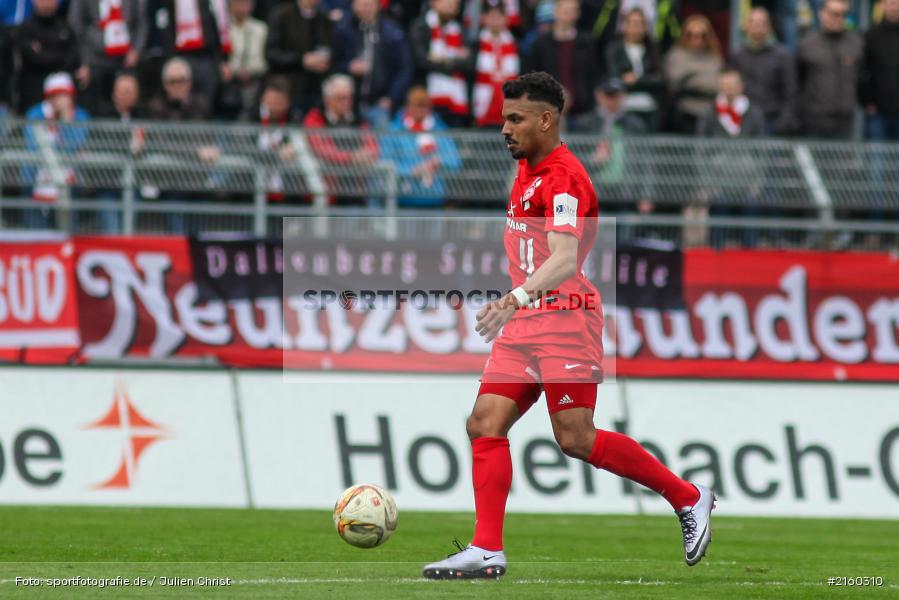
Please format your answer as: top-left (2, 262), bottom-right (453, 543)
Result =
top-left (0, 0), bottom-right (896, 234)
top-left (0, 0), bottom-right (896, 138)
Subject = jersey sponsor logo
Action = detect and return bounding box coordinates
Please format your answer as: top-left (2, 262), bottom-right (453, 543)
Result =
top-left (558, 394), bottom-right (574, 405)
top-left (506, 217), bottom-right (528, 232)
top-left (507, 203), bottom-right (516, 217)
top-left (553, 193), bottom-right (578, 227)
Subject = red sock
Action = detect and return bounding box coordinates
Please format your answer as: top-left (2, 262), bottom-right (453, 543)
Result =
top-left (588, 429), bottom-right (699, 510)
top-left (470, 437), bottom-right (512, 552)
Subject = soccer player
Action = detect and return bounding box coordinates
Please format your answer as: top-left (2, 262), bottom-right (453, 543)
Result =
top-left (422, 72), bottom-right (715, 580)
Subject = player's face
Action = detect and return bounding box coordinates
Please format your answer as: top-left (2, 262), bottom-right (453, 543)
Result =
top-left (501, 97), bottom-right (552, 160)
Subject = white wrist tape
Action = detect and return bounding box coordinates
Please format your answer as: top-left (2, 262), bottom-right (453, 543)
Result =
top-left (510, 286), bottom-right (530, 308)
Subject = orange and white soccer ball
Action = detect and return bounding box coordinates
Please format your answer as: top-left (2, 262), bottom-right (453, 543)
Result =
top-left (332, 483), bottom-right (398, 548)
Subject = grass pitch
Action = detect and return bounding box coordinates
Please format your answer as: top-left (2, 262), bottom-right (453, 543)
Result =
top-left (0, 506), bottom-right (896, 598)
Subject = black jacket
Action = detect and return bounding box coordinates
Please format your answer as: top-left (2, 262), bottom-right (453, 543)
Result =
top-left (526, 31), bottom-right (597, 115)
top-left (731, 40), bottom-right (797, 134)
top-left (14, 13), bottom-right (80, 111)
top-left (696, 102), bottom-right (767, 138)
top-left (860, 20), bottom-right (899, 117)
top-left (604, 35), bottom-right (664, 96)
top-left (265, 3), bottom-right (332, 104)
top-left (331, 16), bottom-right (412, 109)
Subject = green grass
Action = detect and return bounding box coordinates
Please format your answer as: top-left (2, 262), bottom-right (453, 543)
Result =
top-left (0, 506), bottom-right (896, 599)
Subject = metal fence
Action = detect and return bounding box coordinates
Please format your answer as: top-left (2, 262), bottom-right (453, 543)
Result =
top-left (0, 118), bottom-right (897, 249)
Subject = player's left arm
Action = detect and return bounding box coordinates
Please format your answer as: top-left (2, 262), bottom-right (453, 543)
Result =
top-left (476, 170), bottom-right (593, 342)
top-left (475, 231), bottom-right (579, 342)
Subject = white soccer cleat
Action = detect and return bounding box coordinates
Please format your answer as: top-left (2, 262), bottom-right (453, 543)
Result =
top-left (678, 484), bottom-right (716, 566)
top-left (422, 539), bottom-right (507, 579)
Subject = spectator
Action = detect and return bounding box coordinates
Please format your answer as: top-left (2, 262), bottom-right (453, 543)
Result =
top-left (225, 0), bottom-right (268, 120)
top-left (576, 78), bottom-right (647, 136)
top-left (88, 72), bottom-right (147, 233)
top-left (796, 0), bottom-right (862, 139)
top-left (13, 0), bottom-right (81, 112)
top-left (23, 73), bottom-right (90, 229)
top-left (304, 73), bottom-right (374, 130)
top-left (526, 0), bottom-right (597, 118)
top-left (472, 0), bottom-right (519, 128)
top-left (583, 0), bottom-right (680, 57)
top-left (410, 0), bottom-right (474, 127)
top-left (696, 69), bottom-right (766, 138)
top-left (147, 57), bottom-right (212, 120)
top-left (604, 7), bottom-right (664, 129)
top-left (67, 0), bottom-right (146, 116)
top-left (860, 0), bottom-right (899, 141)
top-left (144, 0), bottom-right (233, 103)
top-left (662, 14), bottom-right (723, 134)
top-left (461, 0), bottom-right (521, 39)
top-left (731, 7), bottom-right (797, 136)
top-left (680, 0), bottom-right (731, 51)
top-left (256, 76), bottom-right (299, 202)
top-left (519, 0), bottom-right (553, 59)
top-left (382, 85), bottom-right (461, 207)
top-left (101, 71), bottom-right (144, 120)
top-left (579, 77), bottom-right (654, 233)
top-left (331, 0), bottom-right (412, 130)
top-left (266, 0), bottom-right (331, 113)
top-left (697, 69), bottom-right (768, 248)
top-left (146, 58), bottom-right (221, 232)
top-left (304, 74), bottom-right (379, 204)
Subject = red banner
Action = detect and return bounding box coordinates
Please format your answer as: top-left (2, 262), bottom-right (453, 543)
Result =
top-left (64, 238), bottom-right (899, 381)
top-left (0, 240), bottom-right (80, 363)
top-left (611, 249), bottom-right (899, 381)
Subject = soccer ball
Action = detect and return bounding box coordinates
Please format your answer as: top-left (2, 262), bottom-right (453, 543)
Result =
top-left (332, 483), bottom-right (398, 548)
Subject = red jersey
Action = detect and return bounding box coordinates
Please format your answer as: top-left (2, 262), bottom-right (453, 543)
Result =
top-left (504, 143), bottom-right (601, 321)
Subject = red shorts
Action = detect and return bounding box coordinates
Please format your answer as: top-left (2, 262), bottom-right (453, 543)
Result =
top-left (479, 313), bottom-right (603, 415)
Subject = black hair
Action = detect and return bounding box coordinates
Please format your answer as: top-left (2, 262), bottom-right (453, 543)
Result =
top-left (502, 72), bottom-right (565, 113)
top-left (264, 75), bottom-right (292, 98)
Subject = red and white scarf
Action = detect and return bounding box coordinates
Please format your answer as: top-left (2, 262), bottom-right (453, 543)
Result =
top-left (425, 10), bottom-right (468, 116)
top-left (175, 0), bottom-right (232, 55)
top-left (402, 113), bottom-right (437, 155)
top-left (33, 102), bottom-right (76, 203)
top-left (472, 29), bottom-right (518, 126)
top-left (715, 94), bottom-right (750, 136)
top-left (99, 0), bottom-right (131, 57)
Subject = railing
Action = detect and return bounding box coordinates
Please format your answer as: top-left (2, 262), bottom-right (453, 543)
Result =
top-left (0, 119), bottom-right (897, 249)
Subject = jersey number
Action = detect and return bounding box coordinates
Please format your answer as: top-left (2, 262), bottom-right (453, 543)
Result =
top-left (518, 237), bottom-right (535, 275)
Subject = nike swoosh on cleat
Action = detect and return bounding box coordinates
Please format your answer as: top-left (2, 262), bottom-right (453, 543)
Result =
top-left (686, 522), bottom-right (710, 561)
top-left (482, 554), bottom-right (498, 561)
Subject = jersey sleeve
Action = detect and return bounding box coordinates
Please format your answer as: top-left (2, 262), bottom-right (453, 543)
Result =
top-left (541, 171), bottom-right (593, 240)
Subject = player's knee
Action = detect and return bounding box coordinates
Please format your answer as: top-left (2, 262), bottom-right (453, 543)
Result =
top-left (555, 428), bottom-right (593, 460)
top-left (466, 413), bottom-right (492, 439)
top-left (466, 412), bottom-right (506, 440)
